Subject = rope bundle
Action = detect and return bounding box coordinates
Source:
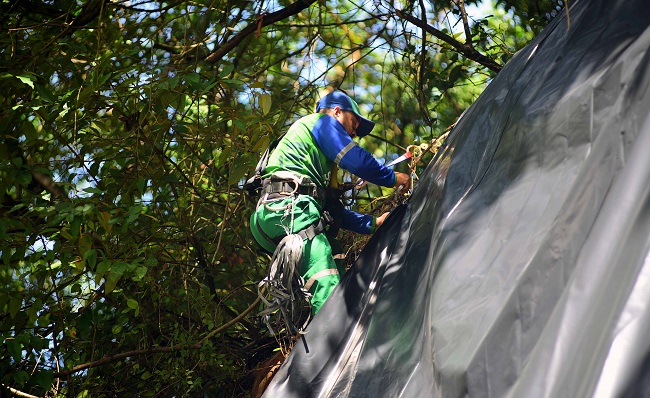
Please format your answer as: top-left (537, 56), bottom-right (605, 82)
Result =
top-left (258, 234), bottom-right (312, 335)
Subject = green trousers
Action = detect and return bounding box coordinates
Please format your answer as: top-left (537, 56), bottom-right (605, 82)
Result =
top-left (251, 195), bottom-right (345, 315)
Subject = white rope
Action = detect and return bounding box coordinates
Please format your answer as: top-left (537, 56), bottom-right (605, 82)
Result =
top-left (257, 233), bottom-right (312, 335)
top-left (256, 179), bottom-right (315, 335)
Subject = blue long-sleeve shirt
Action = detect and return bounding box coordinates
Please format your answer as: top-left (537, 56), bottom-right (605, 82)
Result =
top-left (265, 113), bottom-right (395, 234)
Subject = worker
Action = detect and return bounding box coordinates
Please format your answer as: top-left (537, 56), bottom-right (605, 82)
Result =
top-left (250, 90), bottom-right (411, 316)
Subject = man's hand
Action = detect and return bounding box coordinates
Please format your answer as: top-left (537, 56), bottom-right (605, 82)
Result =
top-left (394, 172), bottom-right (411, 190)
top-left (376, 212), bottom-right (390, 228)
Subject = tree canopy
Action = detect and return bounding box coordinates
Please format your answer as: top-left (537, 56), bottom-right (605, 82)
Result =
top-left (0, 0), bottom-right (561, 396)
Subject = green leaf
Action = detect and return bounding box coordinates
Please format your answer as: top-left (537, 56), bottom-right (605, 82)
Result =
top-left (136, 178), bottom-right (146, 195)
top-left (36, 84), bottom-right (56, 102)
top-left (105, 261), bottom-right (128, 293)
top-left (6, 339), bottom-right (22, 361)
top-left (76, 390), bottom-right (91, 398)
top-left (127, 298), bottom-right (139, 310)
top-left (174, 122), bottom-right (189, 133)
top-left (160, 75), bottom-right (179, 89)
top-left (84, 249), bottom-right (97, 269)
top-left (98, 71), bottom-right (112, 85)
top-left (95, 260), bottom-right (111, 285)
top-left (185, 73), bottom-right (200, 84)
top-left (21, 118), bottom-right (38, 142)
top-left (133, 266), bottom-right (147, 281)
top-left (16, 170), bottom-right (32, 187)
top-left (252, 135), bottom-right (271, 152)
top-left (70, 216), bottom-right (82, 238)
top-left (89, 161), bottom-right (101, 176)
top-left (233, 119), bottom-right (246, 131)
top-left (259, 93), bottom-right (271, 115)
top-left (84, 186), bottom-right (103, 194)
top-left (27, 298), bottom-right (42, 324)
top-left (13, 370), bottom-right (29, 385)
top-left (144, 257), bottom-right (158, 267)
top-left (221, 78), bottom-right (244, 88)
top-left (9, 298), bottom-right (21, 318)
top-left (126, 205), bottom-right (143, 223)
top-left (220, 64), bottom-right (234, 77)
top-left (228, 163), bottom-right (249, 185)
top-left (16, 74), bottom-right (35, 89)
top-left (33, 370), bottom-right (54, 389)
top-left (105, 271), bottom-right (122, 294)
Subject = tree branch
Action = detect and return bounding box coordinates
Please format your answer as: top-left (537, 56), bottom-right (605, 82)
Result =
top-left (417, 0), bottom-right (432, 125)
top-left (396, 9), bottom-right (502, 72)
top-left (30, 168), bottom-right (68, 200)
top-left (68, 0), bottom-right (106, 28)
top-left (458, 0), bottom-right (473, 46)
top-left (1, 384), bottom-right (41, 398)
top-left (205, 0), bottom-right (318, 63)
top-left (53, 296), bottom-right (261, 377)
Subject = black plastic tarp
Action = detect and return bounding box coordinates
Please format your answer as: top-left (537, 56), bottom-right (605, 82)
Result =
top-left (263, 0), bottom-right (650, 396)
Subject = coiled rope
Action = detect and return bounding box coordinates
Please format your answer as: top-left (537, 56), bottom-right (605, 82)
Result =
top-left (257, 233), bottom-right (312, 335)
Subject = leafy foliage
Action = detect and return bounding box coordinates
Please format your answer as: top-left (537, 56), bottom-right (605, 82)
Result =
top-left (0, 0), bottom-right (555, 396)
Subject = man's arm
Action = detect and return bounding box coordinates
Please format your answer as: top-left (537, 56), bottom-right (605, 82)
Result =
top-left (312, 115), bottom-right (397, 187)
top-left (340, 209), bottom-right (392, 235)
top-left (340, 209), bottom-right (375, 235)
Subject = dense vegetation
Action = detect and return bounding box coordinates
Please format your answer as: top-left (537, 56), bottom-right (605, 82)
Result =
top-left (1, 0), bottom-right (562, 396)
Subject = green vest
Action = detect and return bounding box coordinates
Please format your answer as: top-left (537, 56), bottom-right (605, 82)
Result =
top-left (264, 114), bottom-right (333, 188)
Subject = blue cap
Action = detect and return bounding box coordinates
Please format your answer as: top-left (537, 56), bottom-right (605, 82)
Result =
top-left (315, 91), bottom-right (375, 137)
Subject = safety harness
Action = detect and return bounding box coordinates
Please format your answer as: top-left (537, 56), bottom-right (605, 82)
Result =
top-left (249, 136), bottom-right (422, 337)
top-left (255, 172), bottom-right (336, 335)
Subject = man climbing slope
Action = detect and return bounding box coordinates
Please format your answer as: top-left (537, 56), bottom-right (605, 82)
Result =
top-left (251, 90), bottom-right (411, 316)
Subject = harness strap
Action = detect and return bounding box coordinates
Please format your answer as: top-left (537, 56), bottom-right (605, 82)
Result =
top-left (303, 269), bottom-right (339, 291)
top-left (261, 179), bottom-right (327, 201)
top-left (255, 209), bottom-right (333, 251)
top-left (271, 214), bottom-right (331, 245)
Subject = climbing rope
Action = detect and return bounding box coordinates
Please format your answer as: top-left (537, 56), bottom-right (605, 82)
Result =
top-left (257, 233), bottom-right (312, 336)
top-left (255, 191), bottom-right (311, 337)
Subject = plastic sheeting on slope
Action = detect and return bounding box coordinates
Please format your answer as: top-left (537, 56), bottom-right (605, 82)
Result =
top-left (262, 0), bottom-right (650, 396)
